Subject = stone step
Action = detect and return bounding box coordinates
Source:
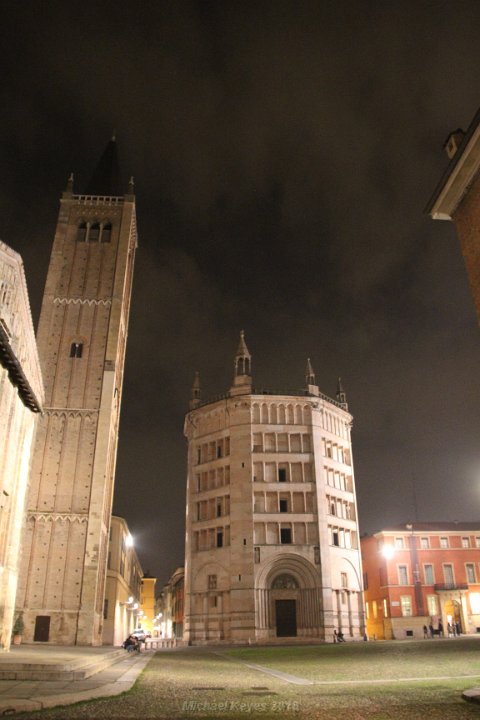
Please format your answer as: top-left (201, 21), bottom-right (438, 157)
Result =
top-left (0, 648), bottom-right (126, 681)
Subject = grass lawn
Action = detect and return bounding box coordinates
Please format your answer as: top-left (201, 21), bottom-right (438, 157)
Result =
top-left (16, 640), bottom-right (480, 720)
top-left (226, 637), bottom-right (480, 681)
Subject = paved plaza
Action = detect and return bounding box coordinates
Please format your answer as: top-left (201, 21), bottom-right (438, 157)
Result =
top-left (5, 638), bottom-right (480, 719)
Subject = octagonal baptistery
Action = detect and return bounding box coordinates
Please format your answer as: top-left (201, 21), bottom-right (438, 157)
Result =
top-left (183, 333), bottom-right (365, 645)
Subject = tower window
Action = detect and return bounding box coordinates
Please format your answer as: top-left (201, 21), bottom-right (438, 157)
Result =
top-left (280, 528), bottom-right (292, 544)
top-left (89, 223), bottom-right (100, 241)
top-left (278, 468), bottom-right (287, 482)
top-left (76, 222), bottom-right (87, 242)
top-left (279, 499), bottom-right (288, 513)
top-left (101, 223), bottom-right (112, 243)
top-left (70, 342), bottom-right (83, 358)
top-left (216, 531), bottom-right (223, 548)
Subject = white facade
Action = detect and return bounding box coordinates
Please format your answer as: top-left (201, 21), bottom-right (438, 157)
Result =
top-left (0, 241), bottom-right (44, 649)
top-left (184, 334), bottom-right (365, 644)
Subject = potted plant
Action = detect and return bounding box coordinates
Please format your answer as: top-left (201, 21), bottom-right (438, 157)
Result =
top-left (12, 613), bottom-right (24, 645)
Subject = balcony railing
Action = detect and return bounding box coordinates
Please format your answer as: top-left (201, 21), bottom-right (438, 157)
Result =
top-left (434, 583), bottom-right (468, 592)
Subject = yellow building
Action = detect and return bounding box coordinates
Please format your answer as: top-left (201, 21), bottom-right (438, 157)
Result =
top-left (139, 575), bottom-right (156, 636)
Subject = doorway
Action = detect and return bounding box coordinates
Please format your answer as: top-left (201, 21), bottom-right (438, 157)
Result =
top-left (34, 615), bottom-right (50, 642)
top-left (275, 599), bottom-right (297, 637)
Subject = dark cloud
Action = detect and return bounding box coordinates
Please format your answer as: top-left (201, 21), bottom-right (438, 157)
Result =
top-left (2, 0), bottom-right (480, 582)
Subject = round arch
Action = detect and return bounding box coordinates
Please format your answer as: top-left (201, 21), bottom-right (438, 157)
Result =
top-left (256, 553), bottom-right (320, 590)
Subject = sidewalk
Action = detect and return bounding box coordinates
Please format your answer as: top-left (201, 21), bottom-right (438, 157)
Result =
top-left (0, 645), bottom-right (153, 714)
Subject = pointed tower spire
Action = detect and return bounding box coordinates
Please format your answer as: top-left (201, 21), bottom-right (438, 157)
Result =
top-left (84, 135), bottom-right (123, 196)
top-left (305, 358), bottom-right (315, 386)
top-left (336, 377), bottom-right (348, 409)
top-left (230, 330), bottom-right (252, 396)
top-left (62, 172), bottom-right (74, 198)
top-left (305, 357), bottom-right (319, 396)
top-left (190, 371), bottom-right (201, 409)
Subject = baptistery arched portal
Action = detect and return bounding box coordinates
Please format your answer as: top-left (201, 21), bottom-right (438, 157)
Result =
top-left (255, 555), bottom-right (323, 642)
top-left (271, 574), bottom-right (299, 637)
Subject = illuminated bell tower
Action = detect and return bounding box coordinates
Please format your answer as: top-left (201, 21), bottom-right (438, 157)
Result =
top-left (16, 138), bottom-right (138, 645)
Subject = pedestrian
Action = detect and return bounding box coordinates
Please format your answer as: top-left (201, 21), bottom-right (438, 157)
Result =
top-left (123, 635), bottom-right (139, 653)
top-left (337, 629), bottom-right (346, 642)
top-left (429, 622), bottom-right (434, 638)
top-left (438, 620), bottom-right (444, 637)
top-left (333, 629), bottom-right (337, 643)
top-left (423, 624), bottom-right (428, 639)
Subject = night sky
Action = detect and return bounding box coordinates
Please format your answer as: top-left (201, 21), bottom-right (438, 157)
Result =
top-left (2, 1), bottom-right (480, 585)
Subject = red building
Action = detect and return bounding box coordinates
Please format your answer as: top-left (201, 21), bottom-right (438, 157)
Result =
top-left (361, 523), bottom-right (480, 640)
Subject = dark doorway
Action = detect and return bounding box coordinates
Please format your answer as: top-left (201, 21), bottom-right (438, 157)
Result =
top-left (34, 615), bottom-right (50, 642)
top-left (276, 599), bottom-right (297, 637)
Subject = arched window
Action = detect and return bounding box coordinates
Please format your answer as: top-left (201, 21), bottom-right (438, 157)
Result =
top-left (89, 222), bottom-right (100, 241)
top-left (286, 405), bottom-right (294, 424)
top-left (261, 404), bottom-right (269, 423)
top-left (70, 342), bottom-right (83, 359)
top-left (76, 222), bottom-right (87, 242)
top-left (101, 222), bottom-right (112, 243)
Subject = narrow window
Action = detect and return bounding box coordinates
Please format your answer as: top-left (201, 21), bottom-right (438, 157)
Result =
top-left (89, 222), bottom-right (100, 241)
top-left (462, 537), bottom-right (470, 548)
top-left (254, 546), bottom-right (260, 563)
top-left (466, 563), bottom-right (476, 583)
top-left (76, 222), bottom-right (87, 242)
top-left (216, 503), bottom-right (222, 518)
top-left (101, 222), bottom-right (112, 242)
top-left (332, 530), bottom-right (339, 547)
top-left (208, 574), bottom-right (217, 589)
top-left (424, 564), bottom-right (434, 584)
top-left (280, 527), bottom-right (292, 544)
top-left (420, 537), bottom-right (429, 549)
top-left (278, 468), bottom-right (287, 482)
top-left (279, 499), bottom-right (288, 513)
top-left (103, 598), bottom-right (109, 620)
top-left (440, 537), bottom-right (448, 549)
top-left (443, 564), bottom-right (454, 584)
top-left (400, 595), bottom-right (412, 617)
top-left (216, 531), bottom-right (223, 548)
top-left (398, 565), bottom-right (408, 585)
top-left (70, 342), bottom-right (83, 358)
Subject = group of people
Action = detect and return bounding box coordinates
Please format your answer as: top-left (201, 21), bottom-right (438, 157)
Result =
top-left (423, 620), bottom-right (461, 638)
top-left (123, 634), bottom-right (141, 652)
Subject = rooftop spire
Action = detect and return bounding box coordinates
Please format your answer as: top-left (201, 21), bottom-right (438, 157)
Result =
top-left (336, 377), bottom-right (348, 409)
top-left (305, 358), bottom-right (315, 386)
top-left (305, 357), bottom-right (319, 396)
top-left (230, 330), bottom-right (252, 396)
top-left (84, 135), bottom-right (124, 196)
top-left (190, 371), bottom-right (201, 409)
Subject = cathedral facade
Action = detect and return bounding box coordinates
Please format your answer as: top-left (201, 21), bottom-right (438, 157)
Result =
top-left (183, 333), bottom-right (365, 644)
top-left (0, 241), bottom-right (44, 649)
top-left (16, 140), bottom-right (137, 645)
